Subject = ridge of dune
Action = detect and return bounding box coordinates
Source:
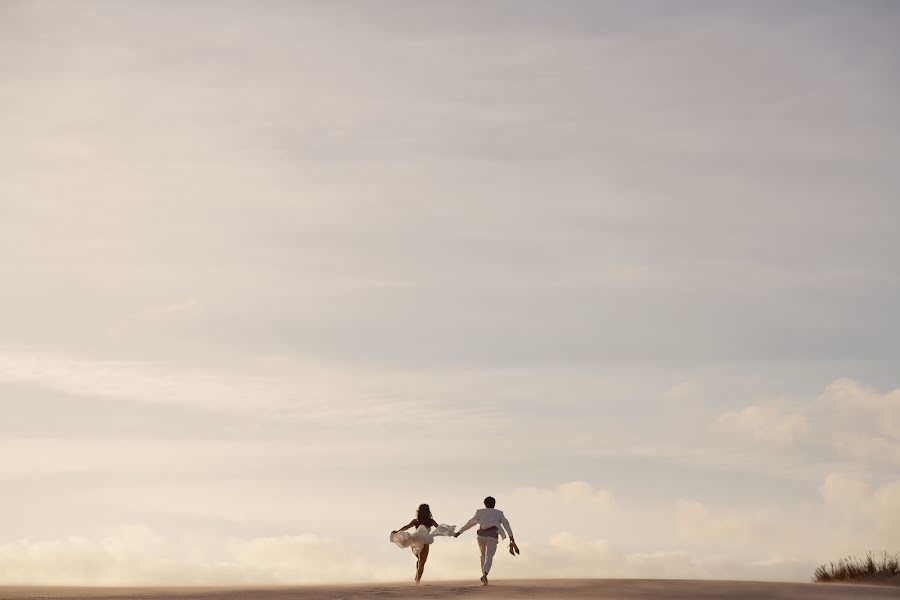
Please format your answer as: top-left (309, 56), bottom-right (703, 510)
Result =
top-left (2, 579), bottom-right (899, 600)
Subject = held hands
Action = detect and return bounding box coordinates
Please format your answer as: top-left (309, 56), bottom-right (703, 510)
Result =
top-left (453, 532), bottom-right (461, 538)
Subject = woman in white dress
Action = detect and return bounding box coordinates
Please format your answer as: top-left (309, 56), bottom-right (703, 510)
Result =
top-left (390, 503), bottom-right (455, 584)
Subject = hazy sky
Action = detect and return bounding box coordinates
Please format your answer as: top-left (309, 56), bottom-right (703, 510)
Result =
top-left (1, 0), bottom-right (899, 585)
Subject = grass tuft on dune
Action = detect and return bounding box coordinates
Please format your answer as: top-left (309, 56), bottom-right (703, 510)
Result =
top-left (813, 551), bottom-right (900, 584)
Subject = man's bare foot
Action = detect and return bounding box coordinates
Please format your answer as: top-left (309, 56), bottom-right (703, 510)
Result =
top-left (480, 574), bottom-right (489, 586)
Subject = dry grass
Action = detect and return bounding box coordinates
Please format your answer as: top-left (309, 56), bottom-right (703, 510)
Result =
top-left (813, 552), bottom-right (900, 583)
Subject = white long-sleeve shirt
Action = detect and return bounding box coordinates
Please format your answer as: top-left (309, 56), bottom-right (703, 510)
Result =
top-left (458, 508), bottom-right (514, 540)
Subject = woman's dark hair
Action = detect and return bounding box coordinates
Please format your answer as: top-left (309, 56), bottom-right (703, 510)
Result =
top-left (416, 503), bottom-right (432, 523)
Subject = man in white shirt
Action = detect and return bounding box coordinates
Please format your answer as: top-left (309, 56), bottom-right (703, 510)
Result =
top-left (453, 496), bottom-right (515, 586)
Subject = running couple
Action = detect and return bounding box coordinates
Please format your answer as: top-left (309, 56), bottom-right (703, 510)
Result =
top-left (390, 496), bottom-right (519, 585)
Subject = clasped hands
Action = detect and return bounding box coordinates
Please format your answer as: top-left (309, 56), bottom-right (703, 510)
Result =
top-left (452, 531), bottom-right (515, 543)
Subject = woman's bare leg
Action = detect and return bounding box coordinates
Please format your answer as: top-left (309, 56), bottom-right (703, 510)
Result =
top-left (415, 544), bottom-right (429, 583)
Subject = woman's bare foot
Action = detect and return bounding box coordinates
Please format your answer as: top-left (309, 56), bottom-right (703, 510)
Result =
top-left (481, 574), bottom-right (489, 586)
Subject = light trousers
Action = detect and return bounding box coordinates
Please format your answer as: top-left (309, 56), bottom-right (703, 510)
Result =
top-left (477, 536), bottom-right (499, 574)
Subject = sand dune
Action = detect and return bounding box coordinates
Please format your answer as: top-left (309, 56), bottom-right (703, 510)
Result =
top-left (2, 580), bottom-right (898, 600)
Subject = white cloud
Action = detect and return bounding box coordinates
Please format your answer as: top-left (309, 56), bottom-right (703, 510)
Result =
top-left (0, 479), bottom-right (890, 585)
top-left (498, 482), bottom-right (618, 545)
top-left (833, 432), bottom-right (900, 467)
top-left (227, 534), bottom-right (390, 583)
top-left (0, 526), bottom-right (777, 585)
top-left (817, 379), bottom-right (900, 465)
top-left (106, 300), bottom-right (203, 337)
top-left (673, 501), bottom-right (782, 545)
top-left (818, 472), bottom-right (900, 549)
top-left (0, 526), bottom-right (398, 585)
top-left (713, 405), bottom-right (808, 444)
top-left (509, 481), bottom-right (616, 514)
top-left (820, 472), bottom-right (871, 508)
top-left (0, 526), bottom-right (234, 586)
top-left (868, 481), bottom-right (900, 540)
top-left (0, 347), bottom-right (412, 423)
top-left (820, 378), bottom-right (900, 439)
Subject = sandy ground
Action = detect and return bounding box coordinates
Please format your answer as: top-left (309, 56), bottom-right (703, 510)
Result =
top-left (1, 580), bottom-right (898, 600)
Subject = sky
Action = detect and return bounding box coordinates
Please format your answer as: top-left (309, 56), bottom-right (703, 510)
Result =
top-left (1, 0), bottom-right (899, 585)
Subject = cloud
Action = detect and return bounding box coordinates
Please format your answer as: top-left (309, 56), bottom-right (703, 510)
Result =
top-left (820, 472), bottom-right (871, 508)
top-left (509, 481), bottom-right (616, 514)
top-left (0, 479), bottom-right (884, 585)
top-left (820, 379), bottom-right (900, 439)
top-left (0, 526), bottom-right (767, 585)
top-left (868, 481), bottom-right (900, 539)
top-left (227, 534), bottom-right (390, 583)
top-left (0, 525), bottom-right (819, 585)
top-left (0, 526), bottom-right (400, 585)
top-left (106, 300), bottom-right (203, 337)
top-left (673, 501), bottom-right (782, 545)
top-left (0, 526), bottom-right (234, 586)
top-left (818, 472), bottom-right (900, 548)
top-left (818, 379), bottom-right (900, 465)
top-left (500, 482), bottom-right (618, 545)
top-left (1, 525), bottom-right (670, 585)
top-left (0, 346), bottom-right (412, 423)
top-left (713, 405), bottom-right (808, 444)
top-left (833, 432), bottom-right (900, 467)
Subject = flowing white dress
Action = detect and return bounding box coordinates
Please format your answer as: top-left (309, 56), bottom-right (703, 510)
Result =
top-left (390, 524), bottom-right (456, 556)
